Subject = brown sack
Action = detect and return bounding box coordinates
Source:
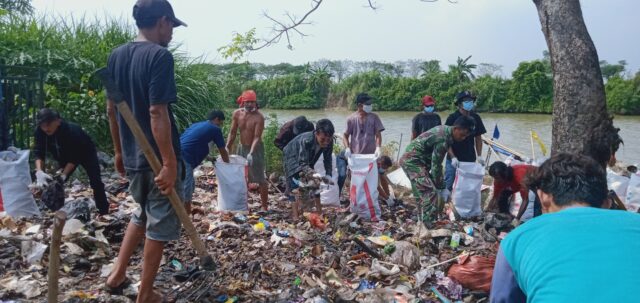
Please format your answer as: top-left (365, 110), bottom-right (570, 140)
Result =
top-left (447, 255), bottom-right (496, 292)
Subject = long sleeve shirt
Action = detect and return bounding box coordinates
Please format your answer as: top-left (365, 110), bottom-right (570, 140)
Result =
top-left (33, 120), bottom-right (97, 167)
top-left (399, 125), bottom-right (453, 189)
top-left (283, 131), bottom-right (332, 178)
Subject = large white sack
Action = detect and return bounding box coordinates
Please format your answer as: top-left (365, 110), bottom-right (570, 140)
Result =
top-left (215, 155), bottom-right (248, 211)
top-left (0, 150), bottom-right (40, 217)
top-left (387, 168), bottom-right (412, 189)
top-left (313, 154), bottom-right (340, 207)
top-left (625, 173), bottom-right (640, 212)
top-left (509, 190), bottom-right (536, 222)
top-left (452, 162), bottom-right (484, 218)
top-left (607, 168), bottom-right (629, 204)
top-left (348, 154), bottom-right (381, 221)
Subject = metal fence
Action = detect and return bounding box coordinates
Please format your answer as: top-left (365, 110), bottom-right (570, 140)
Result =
top-left (0, 65), bottom-right (45, 150)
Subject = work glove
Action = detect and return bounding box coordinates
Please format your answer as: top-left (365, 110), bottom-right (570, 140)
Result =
top-left (247, 153), bottom-right (254, 166)
top-left (60, 174), bottom-right (68, 182)
top-left (374, 147), bottom-right (381, 158)
top-left (385, 196), bottom-right (396, 207)
top-left (477, 158), bottom-right (486, 166)
top-left (451, 157), bottom-right (460, 168)
top-left (344, 148), bottom-right (352, 159)
top-left (35, 170), bottom-right (53, 188)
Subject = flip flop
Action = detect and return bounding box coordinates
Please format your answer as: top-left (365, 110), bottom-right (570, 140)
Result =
top-left (104, 276), bottom-right (132, 295)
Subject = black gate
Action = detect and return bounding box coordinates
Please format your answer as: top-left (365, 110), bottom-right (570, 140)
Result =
top-left (0, 65), bottom-right (45, 150)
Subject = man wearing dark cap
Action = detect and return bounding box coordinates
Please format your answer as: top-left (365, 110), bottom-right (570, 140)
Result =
top-left (104, 1), bottom-right (186, 301)
top-left (412, 95), bottom-right (442, 140)
top-left (274, 116), bottom-right (315, 151)
top-left (443, 91), bottom-right (486, 193)
top-left (342, 92), bottom-right (384, 159)
top-left (32, 108), bottom-right (109, 215)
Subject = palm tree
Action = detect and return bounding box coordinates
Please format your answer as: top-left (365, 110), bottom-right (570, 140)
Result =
top-left (420, 60), bottom-right (442, 78)
top-left (0, 0), bottom-right (34, 15)
top-left (448, 55), bottom-right (477, 83)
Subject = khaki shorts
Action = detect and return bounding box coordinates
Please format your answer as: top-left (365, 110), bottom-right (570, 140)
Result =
top-left (129, 162), bottom-right (184, 241)
top-left (236, 142), bottom-right (266, 183)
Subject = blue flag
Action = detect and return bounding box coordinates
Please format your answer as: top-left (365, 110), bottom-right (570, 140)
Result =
top-left (492, 124), bottom-right (500, 140)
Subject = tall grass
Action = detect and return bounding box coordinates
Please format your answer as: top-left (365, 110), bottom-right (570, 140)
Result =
top-left (1, 14), bottom-right (223, 152)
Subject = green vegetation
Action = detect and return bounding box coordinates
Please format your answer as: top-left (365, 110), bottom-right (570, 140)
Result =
top-left (2, 8), bottom-right (638, 157)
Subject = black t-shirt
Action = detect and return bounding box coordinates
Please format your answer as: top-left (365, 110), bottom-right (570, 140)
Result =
top-left (412, 112), bottom-right (442, 137)
top-left (445, 110), bottom-right (487, 162)
top-left (107, 42), bottom-right (181, 172)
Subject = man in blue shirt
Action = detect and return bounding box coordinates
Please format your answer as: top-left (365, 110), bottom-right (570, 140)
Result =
top-left (490, 153), bottom-right (640, 303)
top-left (180, 110), bottom-right (229, 212)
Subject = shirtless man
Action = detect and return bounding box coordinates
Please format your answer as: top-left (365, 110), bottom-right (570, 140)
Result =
top-left (227, 90), bottom-right (268, 210)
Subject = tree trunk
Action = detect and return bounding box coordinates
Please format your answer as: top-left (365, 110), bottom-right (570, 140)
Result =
top-left (533, 0), bottom-right (620, 167)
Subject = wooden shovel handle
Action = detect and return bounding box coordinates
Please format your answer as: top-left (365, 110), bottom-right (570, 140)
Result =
top-left (114, 102), bottom-right (213, 268)
top-left (47, 211), bottom-right (67, 303)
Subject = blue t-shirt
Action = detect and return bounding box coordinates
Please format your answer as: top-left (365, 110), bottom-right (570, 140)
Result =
top-left (180, 121), bottom-right (225, 168)
top-left (492, 207), bottom-right (640, 303)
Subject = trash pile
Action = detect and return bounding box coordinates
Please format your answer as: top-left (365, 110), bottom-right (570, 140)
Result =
top-left (0, 163), bottom-right (515, 303)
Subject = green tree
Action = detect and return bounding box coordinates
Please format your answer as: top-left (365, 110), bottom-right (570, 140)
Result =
top-left (600, 60), bottom-right (627, 81)
top-left (420, 60), bottom-right (442, 78)
top-left (507, 60), bottom-right (553, 112)
top-left (448, 55), bottom-right (477, 84)
top-left (605, 76), bottom-right (640, 114)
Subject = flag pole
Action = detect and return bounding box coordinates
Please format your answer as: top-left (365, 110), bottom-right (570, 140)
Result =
top-left (530, 129), bottom-right (536, 160)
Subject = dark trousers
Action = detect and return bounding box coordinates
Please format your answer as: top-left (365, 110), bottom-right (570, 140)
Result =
top-left (64, 153), bottom-right (108, 215)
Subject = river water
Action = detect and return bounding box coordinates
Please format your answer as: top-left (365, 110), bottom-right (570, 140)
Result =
top-left (262, 109), bottom-right (640, 165)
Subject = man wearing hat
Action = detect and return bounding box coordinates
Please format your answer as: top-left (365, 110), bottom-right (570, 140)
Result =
top-left (342, 92), bottom-right (385, 158)
top-left (274, 115), bottom-right (315, 151)
top-left (33, 108), bottom-right (109, 215)
top-left (411, 95), bottom-right (442, 140)
top-left (104, 0), bottom-right (187, 301)
top-left (444, 91), bottom-right (487, 193)
top-left (227, 89), bottom-right (269, 211)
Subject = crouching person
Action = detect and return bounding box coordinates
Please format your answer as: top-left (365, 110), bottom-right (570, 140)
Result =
top-left (283, 119), bottom-right (334, 221)
top-left (490, 153), bottom-right (640, 303)
top-left (399, 116), bottom-right (474, 225)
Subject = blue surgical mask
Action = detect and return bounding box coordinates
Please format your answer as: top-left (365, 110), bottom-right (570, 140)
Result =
top-left (462, 101), bottom-right (475, 111)
top-left (424, 106), bottom-right (434, 113)
top-left (363, 104), bottom-right (373, 113)
top-left (378, 168), bottom-right (385, 174)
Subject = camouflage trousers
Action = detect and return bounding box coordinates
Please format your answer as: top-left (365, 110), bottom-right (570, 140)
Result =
top-left (401, 162), bottom-right (440, 224)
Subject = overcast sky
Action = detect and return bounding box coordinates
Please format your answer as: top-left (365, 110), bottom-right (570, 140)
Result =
top-left (31, 0), bottom-right (639, 76)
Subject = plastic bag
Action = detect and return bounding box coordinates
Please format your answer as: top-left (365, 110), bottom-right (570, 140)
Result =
top-left (60, 197), bottom-right (95, 223)
top-left (215, 155), bottom-right (248, 211)
top-left (41, 177), bottom-right (65, 211)
top-left (452, 162), bottom-right (484, 218)
top-left (607, 169), bottom-right (629, 204)
top-left (313, 154), bottom-right (340, 207)
top-left (0, 150), bottom-right (40, 217)
top-left (625, 173), bottom-right (640, 212)
top-left (447, 255), bottom-right (495, 292)
top-left (348, 154), bottom-right (381, 221)
top-left (508, 190), bottom-right (536, 221)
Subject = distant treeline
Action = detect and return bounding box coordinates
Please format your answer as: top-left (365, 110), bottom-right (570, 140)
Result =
top-left (204, 56), bottom-right (640, 114)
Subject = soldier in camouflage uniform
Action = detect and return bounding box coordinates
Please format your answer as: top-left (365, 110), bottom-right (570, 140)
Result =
top-left (400, 116), bottom-right (475, 224)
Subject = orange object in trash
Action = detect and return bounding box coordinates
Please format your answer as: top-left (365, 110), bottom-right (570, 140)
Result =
top-left (447, 255), bottom-right (496, 292)
top-left (307, 213), bottom-right (326, 230)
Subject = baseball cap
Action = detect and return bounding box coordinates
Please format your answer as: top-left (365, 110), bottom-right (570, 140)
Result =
top-left (355, 93), bottom-right (373, 105)
top-left (422, 95), bottom-right (436, 106)
top-left (455, 91), bottom-right (476, 104)
top-left (36, 108), bottom-right (60, 126)
top-left (133, 0), bottom-right (187, 28)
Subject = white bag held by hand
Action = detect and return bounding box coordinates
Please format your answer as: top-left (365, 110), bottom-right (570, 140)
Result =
top-left (313, 154), bottom-right (340, 207)
top-left (607, 168), bottom-right (629, 204)
top-left (0, 149), bottom-right (40, 217)
top-left (348, 154), bottom-right (381, 221)
top-left (452, 162), bottom-right (484, 218)
top-left (625, 173), bottom-right (640, 212)
top-left (215, 155), bottom-right (248, 211)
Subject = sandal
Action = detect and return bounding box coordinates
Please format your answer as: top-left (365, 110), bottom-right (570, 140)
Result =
top-left (104, 276), bottom-right (132, 295)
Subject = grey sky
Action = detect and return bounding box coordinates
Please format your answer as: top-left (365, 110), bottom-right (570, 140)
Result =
top-left (32, 0), bottom-right (639, 76)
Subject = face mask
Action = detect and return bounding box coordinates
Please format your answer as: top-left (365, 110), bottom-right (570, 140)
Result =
top-left (424, 106), bottom-right (434, 113)
top-left (244, 106), bottom-right (256, 112)
top-left (462, 101), bottom-right (474, 111)
top-left (363, 104), bottom-right (373, 113)
top-left (378, 168), bottom-right (385, 174)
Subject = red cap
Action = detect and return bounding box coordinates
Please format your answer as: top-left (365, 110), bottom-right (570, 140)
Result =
top-left (422, 95), bottom-right (436, 106)
top-left (236, 90), bottom-right (257, 105)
